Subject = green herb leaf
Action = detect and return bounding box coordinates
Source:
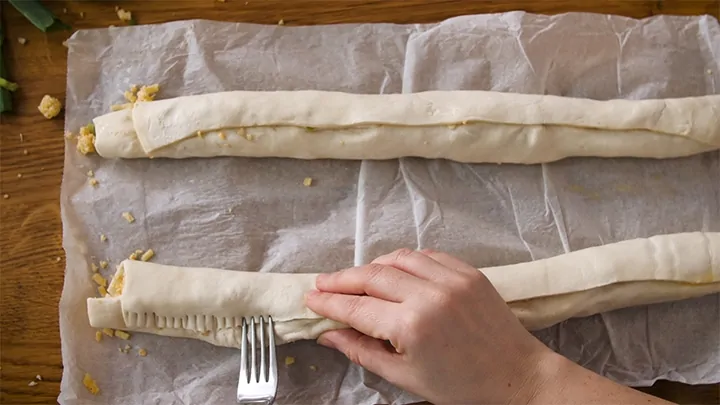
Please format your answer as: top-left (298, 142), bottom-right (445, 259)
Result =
top-left (0, 31), bottom-right (12, 113)
top-left (9, 0), bottom-right (69, 32)
top-left (0, 77), bottom-right (19, 92)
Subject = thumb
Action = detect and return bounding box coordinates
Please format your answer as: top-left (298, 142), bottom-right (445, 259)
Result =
top-left (318, 329), bottom-right (402, 377)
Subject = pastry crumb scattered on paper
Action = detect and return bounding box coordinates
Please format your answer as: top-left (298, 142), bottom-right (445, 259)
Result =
top-left (111, 102), bottom-right (133, 111)
top-left (91, 263), bottom-right (99, 273)
top-left (115, 330), bottom-right (131, 340)
top-left (137, 84), bottom-right (159, 102)
top-left (35, 374), bottom-right (43, 381)
top-left (102, 328), bottom-right (114, 337)
top-left (140, 249), bottom-right (154, 262)
top-left (28, 381), bottom-right (38, 387)
top-left (138, 348), bottom-right (148, 357)
top-left (86, 170), bottom-right (94, 177)
top-left (124, 88), bottom-right (138, 103)
top-left (98, 286), bottom-right (108, 297)
top-left (83, 373), bottom-right (100, 395)
top-left (100, 234), bottom-right (107, 242)
top-left (38, 95), bottom-right (62, 119)
top-left (95, 331), bottom-right (103, 342)
top-left (278, 19), bottom-right (285, 25)
top-left (284, 356), bottom-right (295, 366)
top-left (92, 273), bottom-right (108, 287)
top-left (89, 178), bottom-right (99, 187)
top-left (122, 212), bottom-right (135, 223)
top-left (111, 84), bottom-right (159, 111)
top-left (303, 177), bottom-right (313, 187)
top-left (99, 260), bottom-right (109, 269)
top-left (309, 365), bottom-right (317, 371)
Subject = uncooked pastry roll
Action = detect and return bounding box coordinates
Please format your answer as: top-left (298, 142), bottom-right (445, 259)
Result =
top-left (92, 91), bottom-right (720, 163)
top-left (87, 232), bottom-right (720, 347)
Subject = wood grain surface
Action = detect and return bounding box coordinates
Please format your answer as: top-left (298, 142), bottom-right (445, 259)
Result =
top-left (1, 1), bottom-right (719, 404)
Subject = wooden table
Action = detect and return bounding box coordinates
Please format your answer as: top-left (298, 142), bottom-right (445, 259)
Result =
top-left (1, 1), bottom-right (719, 403)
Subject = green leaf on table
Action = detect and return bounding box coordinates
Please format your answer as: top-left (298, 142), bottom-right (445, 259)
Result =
top-left (0, 27), bottom-right (10, 112)
top-left (0, 77), bottom-right (19, 92)
top-left (9, 0), bottom-right (70, 32)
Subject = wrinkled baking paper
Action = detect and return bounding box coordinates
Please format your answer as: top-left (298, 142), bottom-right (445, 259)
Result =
top-left (59, 12), bottom-right (720, 405)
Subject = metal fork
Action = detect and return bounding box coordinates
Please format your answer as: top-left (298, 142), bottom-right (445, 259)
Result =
top-left (237, 316), bottom-right (277, 404)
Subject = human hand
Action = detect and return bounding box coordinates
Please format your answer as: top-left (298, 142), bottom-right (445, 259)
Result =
top-left (304, 249), bottom-right (554, 404)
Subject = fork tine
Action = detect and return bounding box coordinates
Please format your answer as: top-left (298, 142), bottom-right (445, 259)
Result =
top-left (268, 316), bottom-right (277, 383)
top-left (250, 317), bottom-right (257, 383)
top-left (239, 318), bottom-right (248, 384)
top-left (259, 316), bottom-right (267, 382)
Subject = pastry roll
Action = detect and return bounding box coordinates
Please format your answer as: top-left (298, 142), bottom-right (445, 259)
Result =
top-left (87, 232), bottom-right (720, 347)
top-left (92, 91), bottom-right (720, 163)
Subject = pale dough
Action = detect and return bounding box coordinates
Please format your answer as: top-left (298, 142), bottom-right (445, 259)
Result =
top-left (86, 232), bottom-right (720, 347)
top-left (92, 91), bottom-right (720, 163)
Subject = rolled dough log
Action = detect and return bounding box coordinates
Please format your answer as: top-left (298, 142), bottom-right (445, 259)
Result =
top-left (87, 232), bottom-right (720, 347)
top-left (92, 91), bottom-right (720, 163)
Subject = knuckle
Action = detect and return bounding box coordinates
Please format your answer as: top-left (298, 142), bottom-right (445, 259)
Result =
top-left (394, 310), bottom-right (426, 347)
top-left (391, 247), bottom-right (415, 262)
top-left (399, 309), bottom-right (424, 334)
top-left (363, 263), bottom-right (396, 292)
top-left (344, 334), bottom-right (373, 366)
top-left (364, 263), bottom-right (388, 282)
top-left (344, 296), bottom-right (365, 321)
top-left (343, 347), bottom-right (362, 365)
top-left (445, 272), bottom-right (477, 294)
top-left (355, 334), bottom-right (375, 354)
top-left (418, 248), bottom-right (436, 256)
top-left (430, 287), bottom-right (455, 307)
top-left (468, 271), bottom-right (492, 290)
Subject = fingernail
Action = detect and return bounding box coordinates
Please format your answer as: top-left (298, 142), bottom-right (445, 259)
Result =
top-left (304, 290), bottom-right (321, 301)
top-left (317, 335), bottom-right (336, 349)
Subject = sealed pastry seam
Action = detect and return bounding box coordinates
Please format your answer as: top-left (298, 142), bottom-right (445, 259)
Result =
top-left (92, 91), bottom-right (720, 162)
top-left (87, 232), bottom-right (720, 347)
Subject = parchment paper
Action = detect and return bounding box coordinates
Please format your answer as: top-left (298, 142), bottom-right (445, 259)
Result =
top-left (59, 12), bottom-right (720, 405)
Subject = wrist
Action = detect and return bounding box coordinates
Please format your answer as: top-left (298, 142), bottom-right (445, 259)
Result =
top-left (506, 348), bottom-right (573, 405)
